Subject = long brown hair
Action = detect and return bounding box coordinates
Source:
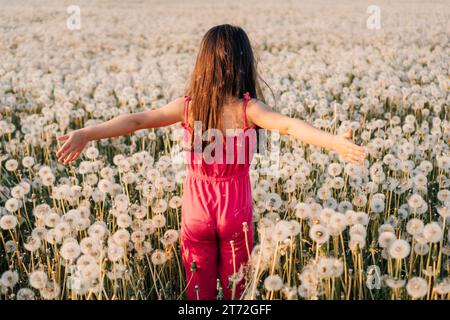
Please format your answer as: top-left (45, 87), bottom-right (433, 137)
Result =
top-left (185, 24), bottom-right (269, 142)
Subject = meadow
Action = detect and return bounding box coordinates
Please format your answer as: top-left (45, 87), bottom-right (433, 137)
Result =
top-left (0, 0), bottom-right (449, 300)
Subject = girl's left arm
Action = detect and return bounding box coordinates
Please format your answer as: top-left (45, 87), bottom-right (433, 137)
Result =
top-left (56, 97), bottom-right (185, 163)
top-left (246, 100), bottom-right (367, 165)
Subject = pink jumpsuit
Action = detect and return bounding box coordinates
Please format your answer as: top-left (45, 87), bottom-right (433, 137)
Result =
top-left (180, 92), bottom-right (256, 300)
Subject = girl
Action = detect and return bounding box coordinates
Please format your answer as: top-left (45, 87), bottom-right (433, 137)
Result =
top-left (56, 24), bottom-right (366, 300)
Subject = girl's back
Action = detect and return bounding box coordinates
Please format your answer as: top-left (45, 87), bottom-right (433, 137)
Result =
top-left (181, 92), bottom-right (257, 180)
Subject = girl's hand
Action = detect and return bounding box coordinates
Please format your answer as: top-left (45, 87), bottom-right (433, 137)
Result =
top-left (55, 129), bottom-right (89, 164)
top-left (331, 130), bottom-right (367, 165)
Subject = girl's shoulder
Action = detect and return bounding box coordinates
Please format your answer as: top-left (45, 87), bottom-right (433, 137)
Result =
top-left (245, 98), bottom-right (268, 112)
top-left (244, 98), bottom-right (275, 127)
top-left (244, 98), bottom-right (265, 128)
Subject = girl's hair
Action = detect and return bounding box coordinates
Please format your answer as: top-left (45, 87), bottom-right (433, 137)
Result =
top-left (185, 24), bottom-right (270, 142)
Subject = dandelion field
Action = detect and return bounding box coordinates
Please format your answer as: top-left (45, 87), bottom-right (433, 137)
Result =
top-left (0, 0), bottom-right (449, 300)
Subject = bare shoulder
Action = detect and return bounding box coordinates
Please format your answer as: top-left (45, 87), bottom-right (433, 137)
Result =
top-left (246, 98), bottom-right (272, 116)
top-left (246, 98), bottom-right (270, 112)
top-left (245, 98), bottom-right (269, 127)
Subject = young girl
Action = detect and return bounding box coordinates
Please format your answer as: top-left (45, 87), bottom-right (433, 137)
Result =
top-left (56, 24), bottom-right (366, 300)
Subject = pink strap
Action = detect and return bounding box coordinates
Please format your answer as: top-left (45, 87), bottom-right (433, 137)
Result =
top-left (183, 95), bottom-right (191, 123)
top-left (243, 92), bottom-right (251, 129)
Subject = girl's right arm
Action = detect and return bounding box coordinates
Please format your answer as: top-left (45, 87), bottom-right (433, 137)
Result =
top-left (246, 100), bottom-right (367, 165)
top-left (56, 97), bottom-right (185, 164)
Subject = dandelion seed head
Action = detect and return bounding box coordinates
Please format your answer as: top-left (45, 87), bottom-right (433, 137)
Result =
top-left (264, 275), bottom-right (283, 291)
top-left (309, 224), bottom-right (330, 244)
top-left (1, 270), bottom-right (19, 288)
top-left (29, 270), bottom-right (48, 290)
top-left (406, 277), bottom-right (428, 299)
top-left (0, 214), bottom-right (18, 230)
top-left (16, 288), bottom-right (35, 300)
top-left (151, 249), bottom-right (167, 265)
top-left (388, 239), bottom-right (411, 259)
top-left (422, 222), bottom-right (442, 243)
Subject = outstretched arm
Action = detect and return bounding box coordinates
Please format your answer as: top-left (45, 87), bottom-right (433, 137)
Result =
top-left (56, 97), bottom-right (185, 164)
top-left (246, 100), bottom-right (367, 165)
